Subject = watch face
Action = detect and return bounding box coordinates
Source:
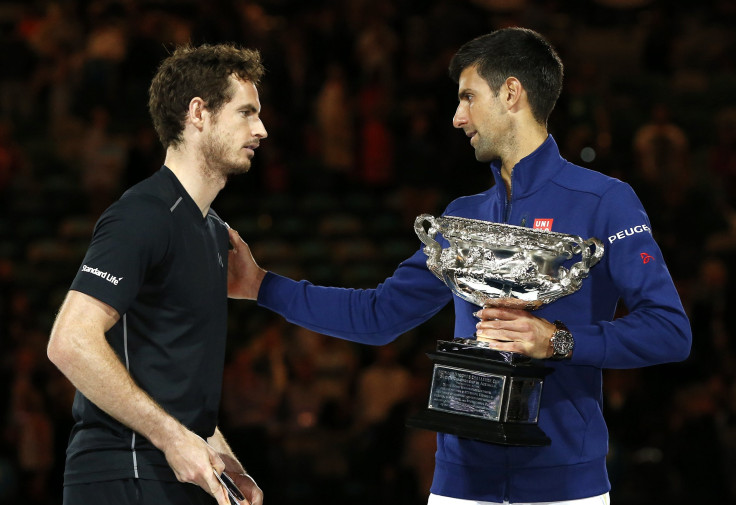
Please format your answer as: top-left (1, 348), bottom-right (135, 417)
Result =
top-left (552, 330), bottom-right (574, 356)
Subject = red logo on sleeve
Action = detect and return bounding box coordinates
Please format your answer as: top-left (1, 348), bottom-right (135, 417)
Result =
top-left (640, 252), bottom-right (654, 264)
top-left (533, 219), bottom-right (553, 231)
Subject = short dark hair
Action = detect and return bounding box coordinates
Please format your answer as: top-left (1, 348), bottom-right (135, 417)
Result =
top-left (449, 28), bottom-right (563, 125)
top-left (148, 43), bottom-right (265, 149)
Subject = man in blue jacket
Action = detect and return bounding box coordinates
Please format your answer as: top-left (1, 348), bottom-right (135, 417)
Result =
top-left (228, 27), bottom-right (691, 504)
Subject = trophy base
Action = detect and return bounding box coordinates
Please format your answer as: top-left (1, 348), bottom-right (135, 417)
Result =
top-left (406, 340), bottom-right (552, 446)
top-left (406, 408), bottom-right (551, 446)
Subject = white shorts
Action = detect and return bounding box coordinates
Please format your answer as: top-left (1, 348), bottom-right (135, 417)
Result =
top-left (427, 492), bottom-right (610, 505)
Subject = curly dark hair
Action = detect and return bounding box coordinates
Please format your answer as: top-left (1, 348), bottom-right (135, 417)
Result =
top-left (449, 28), bottom-right (563, 126)
top-left (148, 43), bottom-right (265, 149)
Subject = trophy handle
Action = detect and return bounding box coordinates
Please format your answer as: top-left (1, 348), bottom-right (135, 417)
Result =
top-left (584, 237), bottom-right (604, 268)
top-left (566, 236), bottom-right (604, 285)
top-left (414, 214), bottom-right (442, 267)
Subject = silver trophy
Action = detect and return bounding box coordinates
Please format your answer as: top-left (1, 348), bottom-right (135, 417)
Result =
top-left (407, 214), bottom-right (604, 446)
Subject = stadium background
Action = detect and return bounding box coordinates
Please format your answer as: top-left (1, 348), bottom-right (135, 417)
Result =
top-left (1, 0), bottom-right (735, 503)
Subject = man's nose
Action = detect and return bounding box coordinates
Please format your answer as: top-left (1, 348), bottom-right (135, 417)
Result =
top-left (253, 118), bottom-right (268, 139)
top-left (452, 104), bottom-right (467, 129)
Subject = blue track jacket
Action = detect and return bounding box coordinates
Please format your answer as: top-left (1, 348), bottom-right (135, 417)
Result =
top-left (257, 135), bottom-right (691, 502)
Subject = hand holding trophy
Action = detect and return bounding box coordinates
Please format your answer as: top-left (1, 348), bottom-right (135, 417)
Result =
top-left (407, 214), bottom-right (604, 445)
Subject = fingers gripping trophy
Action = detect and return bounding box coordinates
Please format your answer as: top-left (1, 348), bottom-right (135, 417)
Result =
top-left (407, 214), bottom-right (604, 446)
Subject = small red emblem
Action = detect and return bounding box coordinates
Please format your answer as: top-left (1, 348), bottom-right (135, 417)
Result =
top-left (533, 218), bottom-right (553, 231)
top-left (640, 252), bottom-right (654, 264)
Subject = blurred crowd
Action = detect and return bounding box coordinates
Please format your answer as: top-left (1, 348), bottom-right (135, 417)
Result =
top-left (1, 0), bottom-right (736, 503)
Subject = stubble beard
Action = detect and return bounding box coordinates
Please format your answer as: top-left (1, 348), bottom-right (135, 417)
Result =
top-left (201, 130), bottom-right (251, 182)
top-left (473, 135), bottom-right (497, 163)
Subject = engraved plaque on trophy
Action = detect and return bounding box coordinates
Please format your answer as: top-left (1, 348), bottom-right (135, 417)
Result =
top-left (406, 214), bottom-right (604, 446)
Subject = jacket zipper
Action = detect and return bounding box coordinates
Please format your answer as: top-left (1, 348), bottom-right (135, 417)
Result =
top-left (503, 169), bottom-right (514, 224)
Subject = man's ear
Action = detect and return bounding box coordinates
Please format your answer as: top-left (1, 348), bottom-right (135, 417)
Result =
top-left (187, 97), bottom-right (208, 131)
top-left (503, 77), bottom-right (523, 111)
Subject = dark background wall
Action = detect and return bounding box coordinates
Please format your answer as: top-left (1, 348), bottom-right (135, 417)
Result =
top-left (1, 0), bottom-right (735, 503)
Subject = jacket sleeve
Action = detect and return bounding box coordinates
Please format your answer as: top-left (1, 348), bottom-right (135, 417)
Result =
top-left (257, 247), bottom-right (453, 345)
top-left (569, 182), bottom-right (692, 368)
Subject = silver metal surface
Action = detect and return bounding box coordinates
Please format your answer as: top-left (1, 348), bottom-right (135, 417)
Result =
top-left (415, 214), bottom-right (604, 309)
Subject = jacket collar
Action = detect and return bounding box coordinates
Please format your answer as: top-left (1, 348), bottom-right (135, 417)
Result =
top-left (160, 165), bottom-right (211, 222)
top-left (490, 135), bottom-right (565, 200)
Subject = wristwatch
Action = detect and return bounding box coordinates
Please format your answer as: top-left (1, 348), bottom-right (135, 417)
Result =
top-left (549, 320), bottom-right (574, 360)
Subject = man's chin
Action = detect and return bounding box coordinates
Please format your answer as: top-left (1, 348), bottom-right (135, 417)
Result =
top-left (473, 148), bottom-right (499, 163)
top-left (224, 162), bottom-right (251, 177)
top-left (206, 162), bottom-right (251, 183)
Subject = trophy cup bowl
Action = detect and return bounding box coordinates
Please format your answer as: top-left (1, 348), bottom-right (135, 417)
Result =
top-left (406, 214), bottom-right (604, 446)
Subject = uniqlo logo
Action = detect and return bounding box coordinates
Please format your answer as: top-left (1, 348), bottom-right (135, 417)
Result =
top-left (533, 218), bottom-right (553, 231)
